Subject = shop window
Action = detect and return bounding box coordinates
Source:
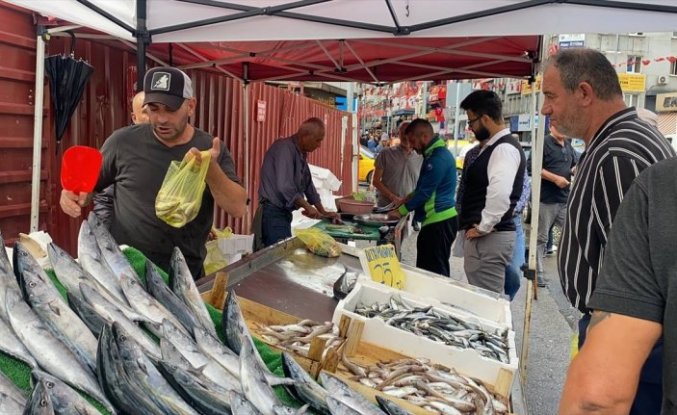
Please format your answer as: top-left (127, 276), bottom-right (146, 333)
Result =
top-left (627, 55), bottom-right (642, 73)
top-left (672, 60), bottom-right (677, 76)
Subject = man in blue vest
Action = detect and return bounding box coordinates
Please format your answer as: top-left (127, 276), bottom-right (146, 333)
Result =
top-left (387, 119), bottom-right (458, 277)
top-left (459, 90), bottom-right (526, 293)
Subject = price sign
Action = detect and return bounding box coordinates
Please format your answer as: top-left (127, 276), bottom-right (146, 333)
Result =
top-left (358, 244), bottom-right (405, 289)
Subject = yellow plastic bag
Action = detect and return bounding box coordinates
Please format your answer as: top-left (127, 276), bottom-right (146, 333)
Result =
top-left (203, 239), bottom-right (228, 275)
top-left (156, 150), bottom-right (211, 228)
top-left (295, 228), bottom-right (341, 258)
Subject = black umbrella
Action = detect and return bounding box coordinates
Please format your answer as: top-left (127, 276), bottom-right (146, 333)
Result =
top-left (44, 35), bottom-right (94, 143)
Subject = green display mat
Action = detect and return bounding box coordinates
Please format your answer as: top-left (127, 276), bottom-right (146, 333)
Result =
top-left (0, 247), bottom-right (302, 413)
top-left (313, 218), bottom-right (381, 240)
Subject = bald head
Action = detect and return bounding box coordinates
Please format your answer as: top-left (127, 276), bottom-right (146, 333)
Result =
top-left (297, 117), bottom-right (325, 153)
top-left (131, 92), bottom-right (149, 125)
top-left (405, 119), bottom-right (435, 152)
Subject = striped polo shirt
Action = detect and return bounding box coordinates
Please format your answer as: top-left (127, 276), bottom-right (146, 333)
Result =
top-left (558, 107), bottom-right (675, 313)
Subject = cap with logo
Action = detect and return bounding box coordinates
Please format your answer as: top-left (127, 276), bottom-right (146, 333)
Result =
top-left (143, 67), bottom-right (193, 111)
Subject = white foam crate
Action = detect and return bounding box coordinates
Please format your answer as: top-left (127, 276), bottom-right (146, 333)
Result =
top-left (332, 282), bottom-right (518, 389)
top-left (217, 234), bottom-right (254, 256)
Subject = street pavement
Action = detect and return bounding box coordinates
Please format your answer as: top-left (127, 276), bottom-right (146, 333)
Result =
top-left (398, 230), bottom-right (580, 415)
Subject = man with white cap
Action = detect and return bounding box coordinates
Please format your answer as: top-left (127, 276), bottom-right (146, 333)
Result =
top-left (60, 66), bottom-right (247, 279)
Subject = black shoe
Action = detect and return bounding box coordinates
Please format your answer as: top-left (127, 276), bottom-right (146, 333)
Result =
top-left (537, 280), bottom-right (548, 288)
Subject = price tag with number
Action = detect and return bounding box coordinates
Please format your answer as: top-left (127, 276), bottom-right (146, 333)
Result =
top-left (358, 244), bottom-right (405, 289)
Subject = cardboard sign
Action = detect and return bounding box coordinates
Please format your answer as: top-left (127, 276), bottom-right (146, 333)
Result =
top-left (359, 244), bottom-right (405, 289)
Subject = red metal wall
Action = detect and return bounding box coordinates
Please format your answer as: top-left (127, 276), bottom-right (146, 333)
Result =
top-left (0, 4), bottom-right (354, 254)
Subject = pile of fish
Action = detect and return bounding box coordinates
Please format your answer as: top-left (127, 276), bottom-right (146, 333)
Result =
top-left (257, 319), bottom-right (343, 359)
top-left (354, 295), bottom-right (510, 363)
top-left (0, 212), bottom-right (424, 415)
top-left (341, 354), bottom-right (509, 415)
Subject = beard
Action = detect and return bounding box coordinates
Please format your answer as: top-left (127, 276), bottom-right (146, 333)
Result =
top-left (474, 125), bottom-right (491, 141)
top-left (551, 107), bottom-right (586, 139)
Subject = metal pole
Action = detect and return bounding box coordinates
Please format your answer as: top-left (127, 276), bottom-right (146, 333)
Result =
top-left (136, 0), bottom-right (148, 91)
top-left (453, 80), bottom-right (461, 155)
top-left (30, 30), bottom-right (46, 232)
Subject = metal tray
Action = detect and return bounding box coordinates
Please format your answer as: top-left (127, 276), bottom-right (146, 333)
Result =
top-left (353, 213), bottom-right (399, 227)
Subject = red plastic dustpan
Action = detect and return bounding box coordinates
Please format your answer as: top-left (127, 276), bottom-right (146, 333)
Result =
top-left (60, 145), bottom-right (103, 193)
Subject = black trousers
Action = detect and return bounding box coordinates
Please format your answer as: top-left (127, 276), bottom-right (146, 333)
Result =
top-left (416, 216), bottom-right (458, 277)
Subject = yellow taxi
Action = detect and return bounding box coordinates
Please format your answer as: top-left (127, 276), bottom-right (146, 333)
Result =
top-left (358, 146), bottom-right (376, 183)
top-left (446, 139), bottom-right (476, 170)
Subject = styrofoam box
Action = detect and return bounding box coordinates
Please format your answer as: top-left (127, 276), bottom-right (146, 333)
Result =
top-left (217, 234), bottom-right (254, 256)
top-left (390, 264), bottom-right (513, 330)
top-left (332, 282), bottom-right (518, 388)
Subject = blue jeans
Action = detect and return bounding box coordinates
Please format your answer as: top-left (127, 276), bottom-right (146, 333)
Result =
top-left (261, 203), bottom-right (293, 247)
top-left (504, 215), bottom-right (525, 300)
top-left (579, 314), bottom-right (663, 415)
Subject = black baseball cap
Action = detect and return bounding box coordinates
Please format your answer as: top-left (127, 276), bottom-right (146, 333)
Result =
top-left (143, 67), bottom-right (193, 111)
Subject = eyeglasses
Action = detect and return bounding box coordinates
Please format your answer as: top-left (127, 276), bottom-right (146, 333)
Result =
top-left (467, 115), bottom-right (482, 126)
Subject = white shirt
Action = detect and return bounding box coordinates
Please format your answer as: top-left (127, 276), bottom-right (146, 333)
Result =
top-left (477, 128), bottom-right (521, 233)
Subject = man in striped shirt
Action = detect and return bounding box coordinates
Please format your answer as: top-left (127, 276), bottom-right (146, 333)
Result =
top-left (542, 48), bottom-right (674, 414)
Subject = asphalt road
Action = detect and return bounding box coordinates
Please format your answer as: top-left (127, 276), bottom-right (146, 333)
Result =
top-left (397, 229), bottom-right (580, 415)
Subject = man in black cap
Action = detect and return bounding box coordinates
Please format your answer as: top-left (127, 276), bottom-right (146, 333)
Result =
top-left (60, 67), bottom-right (247, 279)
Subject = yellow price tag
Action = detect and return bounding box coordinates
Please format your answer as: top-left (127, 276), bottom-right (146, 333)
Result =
top-left (359, 244), bottom-right (405, 289)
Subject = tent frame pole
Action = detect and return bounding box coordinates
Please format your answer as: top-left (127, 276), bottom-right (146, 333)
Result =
top-left (136, 0), bottom-right (148, 90)
top-left (29, 27), bottom-right (46, 232)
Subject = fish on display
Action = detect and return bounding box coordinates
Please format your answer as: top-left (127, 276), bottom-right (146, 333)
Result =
top-left (158, 352), bottom-right (234, 415)
top-left (24, 380), bottom-right (55, 415)
top-left (354, 295), bottom-right (510, 364)
top-left (333, 266), bottom-right (358, 300)
top-left (87, 212), bottom-right (140, 282)
top-left (319, 372), bottom-right (385, 415)
top-left (375, 396), bottom-right (412, 415)
top-left (19, 265), bottom-right (98, 372)
top-left (118, 273), bottom-right (189, 337)
top-left (222, 291), bottom-right (254, 355)
top-left (240, 335), bottom-right (298, 415)
top-left (5, 288), bottom-right (114, 414)
top-left (281, 352), bottom-right (330, 415)
top-left (145, 260), bottom-right (200, 335)
top-left (67, 291), bottom-right (107, 337)
top-left (0, 370), bottom-right (26, 408)
top-left (0, 232), bottom-right (21, 322)
top-left (77, 220), bottom-right (126, 303)
top-left (326, 396), bottom-right (362, 415)
top-left (0, 390), bottom-right (25, 414)
top-left (31, 369), bottom-right (102, 415)
top-left (112, 322), bottom-right (200, 415)
top-left (80, 282), bottom-right (161, 361)
top-left (170, 247), bottom-right (217, 336)
top-left (258, 319), bottom-right (340, 360)
top-left (0, 315), bottom-right (38, 369)
top-left (229, 391), bottom-right (263, 415)
top-left (339, 354), bottom-right (509, 414)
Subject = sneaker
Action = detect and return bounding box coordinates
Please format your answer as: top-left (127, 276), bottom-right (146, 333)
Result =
top-left (537, 278), bottom-right (548, 288)
top-left (413, 222), bottom-right (420, 231)
top-left (546, 245), bottom-right (558, 256)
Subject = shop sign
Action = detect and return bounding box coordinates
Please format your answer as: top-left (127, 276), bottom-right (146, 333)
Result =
top-left (256, 100), bottom-right (266, 122)
top-left (656, 92), bottom-right (677, 112)
top-left (521, 74), bottom-right (542, 95)
top-left (517, 114), bottom-right (532, 132)
top-left (618, 73), bottom-right (646, 93)
top-left (359, 244), bottom-right (405, 289)
top-left (558, 34), bottom-right (585, 49)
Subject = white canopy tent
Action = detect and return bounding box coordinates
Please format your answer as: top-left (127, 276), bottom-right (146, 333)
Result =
top-left (6, 1), bottom-right (677, 405)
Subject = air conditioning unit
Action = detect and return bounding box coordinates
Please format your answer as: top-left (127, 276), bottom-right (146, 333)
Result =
top-left (658, 75), bottom-right (668, 85)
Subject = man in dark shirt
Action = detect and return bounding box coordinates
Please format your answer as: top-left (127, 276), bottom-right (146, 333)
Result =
top-left (560, 157), bottom-right (677, 414)
top-left (529, 125), bottom-right (576, 287)
top-left (542, 48), bottom-right (674, 414)
top-left (253, 118), bottom-right (338, 249)
top-left (93, 91), bottom-right (149, 228)
top-left (60, 67), bottom-right (247, 279)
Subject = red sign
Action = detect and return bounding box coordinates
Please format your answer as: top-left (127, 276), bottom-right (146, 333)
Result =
top-left (257, 100), bottom-right (266, 122)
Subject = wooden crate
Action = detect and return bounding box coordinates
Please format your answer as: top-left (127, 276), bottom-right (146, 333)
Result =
top-left (333, 315), bottom-right (514, 415)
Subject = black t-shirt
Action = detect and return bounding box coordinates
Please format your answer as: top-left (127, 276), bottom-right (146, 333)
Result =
top-left (588, 157), bottom-right (677, 413)
top-left (530, 135), bottom-right (577, 204)
top-left (96, 124), bottom-right (240, 278)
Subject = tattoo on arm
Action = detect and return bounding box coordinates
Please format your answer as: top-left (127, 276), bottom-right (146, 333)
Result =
top-left (588, 311), bottom-right (612, 332)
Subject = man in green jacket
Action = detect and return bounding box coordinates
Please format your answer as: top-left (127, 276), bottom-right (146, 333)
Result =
top-left (387, 119), bottom-right (458, 276)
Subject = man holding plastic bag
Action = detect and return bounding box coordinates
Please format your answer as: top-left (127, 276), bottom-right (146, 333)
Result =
top-left (253, 118), bottom-right (339, 250)
top-left (60, 67), bottom-right (247, 279)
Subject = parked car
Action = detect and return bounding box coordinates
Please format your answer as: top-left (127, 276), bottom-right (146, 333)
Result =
top-left (358, 146), bottom-right (376, 183)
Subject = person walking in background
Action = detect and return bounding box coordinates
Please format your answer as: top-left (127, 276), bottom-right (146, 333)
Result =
top-left (387, 119), bottom-right (457, 277)
top-left (253, 118), bottom-right (339, 250)
top-left (372, 121), bottom-right (423, 208)
top-left (542, 47), bottom-right (674, 414)
top-left (529, 125), bottom-right (577, 288)
top-left (458, 90), bottom-right (526, 294)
